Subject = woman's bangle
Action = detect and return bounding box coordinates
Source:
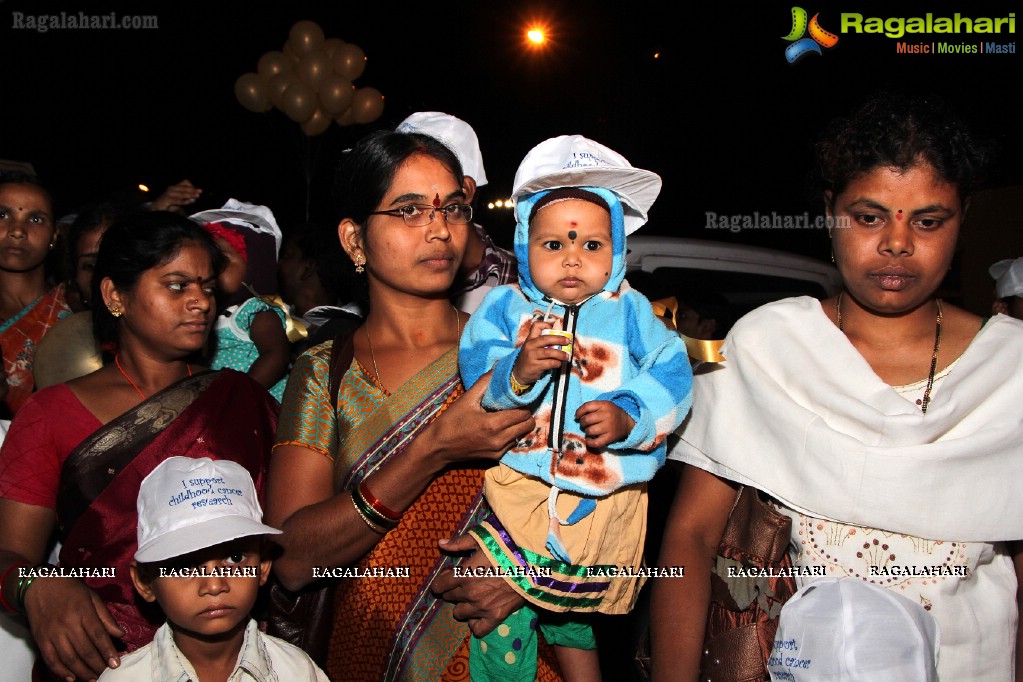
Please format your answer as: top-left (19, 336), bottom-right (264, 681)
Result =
top-left (510, 371), bottom-right (533, 396)
top-left (358, 479), bottom-right (402, 523)
top-left (0, 562), bottom-right (29, 614)
top-left (17, 563), bottom-right (55, 613)
top-left (350, 493), bottom-right (388, 534)
top-left (352, 484), bottom-right (398, 531)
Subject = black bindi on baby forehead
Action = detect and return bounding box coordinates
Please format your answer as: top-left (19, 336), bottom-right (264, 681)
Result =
top-left (568, 230), bottom-right (577, 240)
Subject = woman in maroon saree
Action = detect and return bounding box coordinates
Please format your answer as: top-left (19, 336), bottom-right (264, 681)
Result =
top-left (0, 213), bottom-right (277, 681)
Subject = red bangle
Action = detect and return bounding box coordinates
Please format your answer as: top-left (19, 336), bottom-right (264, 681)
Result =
top-left (359, 479), bottom-right (402, 522)
top-left (0, 562), bottom-right (29, 613)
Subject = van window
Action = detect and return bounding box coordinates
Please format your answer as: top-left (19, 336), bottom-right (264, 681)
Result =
top-left (628, 266), bottom-right (830, 325)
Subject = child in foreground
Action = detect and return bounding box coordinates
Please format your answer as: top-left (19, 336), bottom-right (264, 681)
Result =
top-left (99, 456), bottom-right (327, 682)
top-left (458, 135), bottom-right (693, 680)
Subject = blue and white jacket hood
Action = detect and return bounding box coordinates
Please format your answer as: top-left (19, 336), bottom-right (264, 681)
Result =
top-left (512, 187), bottom-right (628, 305)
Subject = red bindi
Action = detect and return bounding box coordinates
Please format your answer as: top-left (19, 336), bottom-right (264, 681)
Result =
top-left (896, 209), bottom-right (903, 220)
top-left (432, 193), bottom-right (441, 208)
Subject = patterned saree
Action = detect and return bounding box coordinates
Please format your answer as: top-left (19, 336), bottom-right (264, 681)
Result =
top-left (54, 370), bottom-right (277, 656)
top-left (278, 343), bottom-right (561, 681)
top-left (0, 284), bottom-right (70, 415)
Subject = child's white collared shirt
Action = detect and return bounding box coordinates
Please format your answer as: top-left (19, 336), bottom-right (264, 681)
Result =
top-left (97, 618), bottom-right (328, 682)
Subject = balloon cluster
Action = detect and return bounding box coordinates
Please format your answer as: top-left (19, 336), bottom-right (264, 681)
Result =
top-left (234, 20), bottom-right (385, 135)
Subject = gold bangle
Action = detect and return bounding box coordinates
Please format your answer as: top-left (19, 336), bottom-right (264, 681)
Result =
top-left (350, 494), bottom-right (387, 534)
top-left (510, 371), bottom-right (533, 396)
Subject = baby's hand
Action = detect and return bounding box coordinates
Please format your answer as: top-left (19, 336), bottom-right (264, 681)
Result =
top-left (511, 320), bottom-right (570, 387)
top-left (575, 400), bottom-right (635, 448)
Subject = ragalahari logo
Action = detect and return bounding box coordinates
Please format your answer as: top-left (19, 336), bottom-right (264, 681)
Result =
top-left (783, 7), bottom-right (839, 63)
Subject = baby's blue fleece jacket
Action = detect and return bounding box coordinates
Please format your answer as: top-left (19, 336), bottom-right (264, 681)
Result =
top-left (458, 187), bottom-right (693, 497)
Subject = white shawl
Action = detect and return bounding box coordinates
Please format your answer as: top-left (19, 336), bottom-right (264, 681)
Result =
top-left (670, 296), bottom-right (1023, 542)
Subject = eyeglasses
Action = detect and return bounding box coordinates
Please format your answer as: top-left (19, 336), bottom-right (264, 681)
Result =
top-left (367, 203), bottom-right (473, 227)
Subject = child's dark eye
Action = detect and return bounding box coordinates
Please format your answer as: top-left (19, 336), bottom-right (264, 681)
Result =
top-left (542, 241), bottom-right (562, 251)
top-left (224, 552), bottom-right (247, 565)
top-left (583, 241), bottom-right (603, 252)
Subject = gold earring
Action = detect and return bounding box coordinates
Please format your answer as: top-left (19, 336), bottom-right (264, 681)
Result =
top-left (354, 254), bottom-right (366, 274)
top-left (108, 306), bottom-right (122, 318)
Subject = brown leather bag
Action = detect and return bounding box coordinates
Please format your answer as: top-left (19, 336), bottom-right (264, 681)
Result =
top-left (700, 486), bottom-right (798, 682)
top-left (265, 575), bottom-right (336, 668)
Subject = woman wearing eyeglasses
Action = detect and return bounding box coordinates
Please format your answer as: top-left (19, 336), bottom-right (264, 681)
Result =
top-left (265, 130), bottom-right (564, 681)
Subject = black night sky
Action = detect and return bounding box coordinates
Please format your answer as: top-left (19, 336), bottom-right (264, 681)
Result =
top-left (3, 0), bottom-right (1020, 262)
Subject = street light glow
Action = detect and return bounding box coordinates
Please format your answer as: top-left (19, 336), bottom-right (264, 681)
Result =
top-left (527, 28), bottom-right (546, 45)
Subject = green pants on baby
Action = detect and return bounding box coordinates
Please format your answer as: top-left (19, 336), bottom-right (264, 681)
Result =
top-left (469, 605), bottom-right (596, 681)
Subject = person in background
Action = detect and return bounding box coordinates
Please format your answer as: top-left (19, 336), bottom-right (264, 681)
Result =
top-left (675, 290), bottom-right (735, 340)
top-left (278, 222), bottom-right (362, 352)
top-left (99, 456), bottom-right (327, 682)
top-left (65, 202), bottom-right (134, 312)
top-left (192, 202), bottom-right (293, 402)
top-left (989, 257), bottom-right (1023, 320)
top-left (396, 111), bottom-right (517, 313)
top-left (56, 178), bottom-right (200, 313)
top-left (0, 172), bottom-right (71, 417)
top-left (147, 179), bottom-right (203, 213)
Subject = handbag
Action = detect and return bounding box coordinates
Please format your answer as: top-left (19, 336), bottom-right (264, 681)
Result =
top-left (266, 575), bottom-right (336, 668)
top-left (700, 485), bottom-right (798, 682)
top-left (266, 331), bottom-right (355, 668)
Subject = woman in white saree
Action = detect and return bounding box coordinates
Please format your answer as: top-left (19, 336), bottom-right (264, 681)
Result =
top-left (651, 94), bottom-right (1023, 681)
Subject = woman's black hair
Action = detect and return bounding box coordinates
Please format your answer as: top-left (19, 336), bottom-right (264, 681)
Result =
top-left (68, 201), bottom-right (137, 261)
top-left (815, 92), bottom-right (991, 205)
top-left (330, 129), bottom-right (464, 304)
top-left (333, 130), bottom-right (463, 225)
top-left (91, 211), bottom-right (225, 348)
top-left (0, 171), bottom-right (54, 212)
top-left (283, 222), bottom-right (349, 305)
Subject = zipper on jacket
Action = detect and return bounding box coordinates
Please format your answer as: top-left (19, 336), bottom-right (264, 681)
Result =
top-left (547, 302), bottom-right (579, 468)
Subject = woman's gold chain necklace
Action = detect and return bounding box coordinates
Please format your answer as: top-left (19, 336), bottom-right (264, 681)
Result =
top-left (836, 292), bottom-right (942, 414)
top-left (363, 305), bottom-right (461, 391)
